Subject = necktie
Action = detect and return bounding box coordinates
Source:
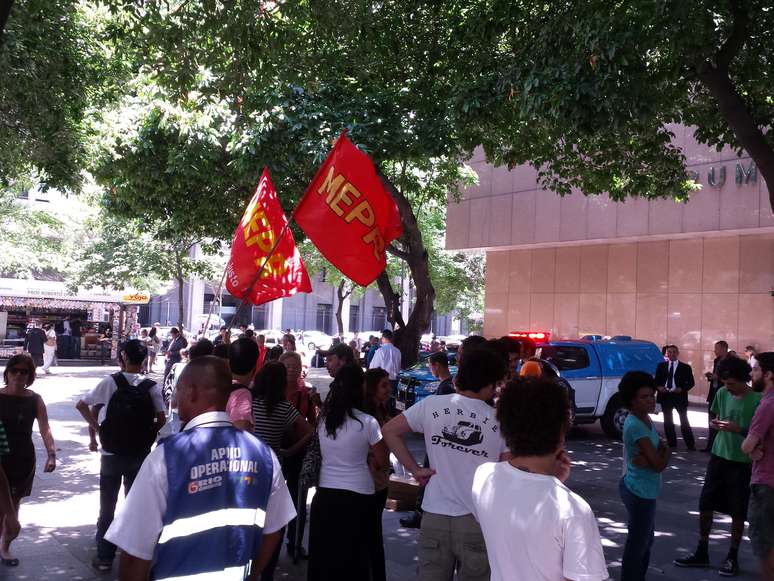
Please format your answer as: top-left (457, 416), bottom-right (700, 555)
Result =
top-left (667, 362), bottom-right (675, 390)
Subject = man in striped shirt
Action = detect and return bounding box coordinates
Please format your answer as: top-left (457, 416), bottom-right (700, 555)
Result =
top-left (0, 422), bottom-right (20, 540)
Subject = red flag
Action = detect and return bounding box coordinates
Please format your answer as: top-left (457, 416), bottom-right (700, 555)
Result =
top-left (226, 168), bottom-right (312, 305)
top-left (294, 133), bottom-right (403, 286)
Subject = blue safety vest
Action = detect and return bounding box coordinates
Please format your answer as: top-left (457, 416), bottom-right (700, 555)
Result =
top-left (151, 425), bottom-right (274, 580)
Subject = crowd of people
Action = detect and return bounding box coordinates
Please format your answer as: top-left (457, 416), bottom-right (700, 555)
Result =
top-left (0, 327), bottom-right (771, 581)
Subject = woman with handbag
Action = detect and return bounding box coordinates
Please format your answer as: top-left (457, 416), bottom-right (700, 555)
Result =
top-left (307, 364), bottom-right (389, 581)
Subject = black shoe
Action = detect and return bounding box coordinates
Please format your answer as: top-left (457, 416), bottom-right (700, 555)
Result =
top-left (719, 557), bottom-right (738, 576)
top-left (674, 552), bottom-right (710, 568)
top-left (399, 512), bottom-right (422, 528)
top-left (91, 557), bottom-right (112, 573)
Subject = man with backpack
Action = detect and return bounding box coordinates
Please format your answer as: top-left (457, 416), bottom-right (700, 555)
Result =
top-left (75, 339), bottom-right (166, 573)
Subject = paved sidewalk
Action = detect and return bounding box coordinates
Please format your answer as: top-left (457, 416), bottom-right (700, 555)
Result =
top-left (3, 365), bottom-right (762, 580)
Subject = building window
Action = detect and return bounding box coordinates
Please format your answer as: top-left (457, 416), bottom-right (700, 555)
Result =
top-left (316, 303), bottom-right (333, 335)
top-left (371, 307), bottom-right (387, 332)
top-left (251, 304), bottom-right (268, 330)
top-left (348, 305), bottom-right (360, 333)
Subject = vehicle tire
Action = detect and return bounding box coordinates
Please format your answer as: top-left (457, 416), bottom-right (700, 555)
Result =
top-left (600, 394), bottom-right (629, 440)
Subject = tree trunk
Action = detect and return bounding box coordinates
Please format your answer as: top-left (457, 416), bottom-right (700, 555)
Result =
top-left (176, 274), bottom-right (186, 329)
top-left (697, 67), bottom-right (774, 213)
top-left (695, 3), bottom-right (774, 213)
top-left (335, 280), bottom-right (351, 337)
top-left (376, 171), bottom-right (436, 369)
top-left (174, 249), bottom-right (186, 328)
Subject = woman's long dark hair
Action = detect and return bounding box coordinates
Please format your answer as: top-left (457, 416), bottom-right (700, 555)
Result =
top-left (252, 361), bottom-right (288, 417)
top-left (363, 368), bottom-right (390, 426)
top-left (323, 364), bottom-right (365, 439)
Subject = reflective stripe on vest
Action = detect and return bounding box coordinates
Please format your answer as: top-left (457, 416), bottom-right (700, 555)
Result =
top-left (156, 564), bottom-right (249, 581)
top-left (151, 426), bottom-right (274, 581)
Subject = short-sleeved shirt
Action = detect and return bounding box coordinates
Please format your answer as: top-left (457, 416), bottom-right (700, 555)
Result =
top-left (711, 388), bottom-right (762, 464)
top-left (403, 393), bottom-right (507, 516)
top-left (82, 372), bottom-right (166, 456)
top-left (226, 386), bottom-right (253, 424)
top-left (251, 398), bottom-right (300, 456)
top-left (472, 462), bottom-right (609, 581)
top-left (749, 391), bottom-right (774, 486)
top-left (318, 410), bottom-right (382, 495)
top-left (104, 411), bottom-right (295, 561)
top-left (622, 414), bottom-right (661, 500)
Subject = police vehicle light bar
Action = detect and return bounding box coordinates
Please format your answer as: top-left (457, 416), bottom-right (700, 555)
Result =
top-left (508, 331), bottom-right (550, 342)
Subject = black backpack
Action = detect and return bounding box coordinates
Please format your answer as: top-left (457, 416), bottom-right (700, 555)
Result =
top-left (100, 372), bottom-right (158, 455)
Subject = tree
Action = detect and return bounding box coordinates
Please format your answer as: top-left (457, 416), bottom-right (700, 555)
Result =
top-left (1, 1), bottom-right (119, 191)
top-left (281, 2), bottom-right (773, 212)
top-left (0, 180), bottom-right (68, 278)
top-left (70, 211), bottom-right (218, 326)
top-left (90, 88), bottom-right (256, 324)
top-left (101, 2), bottom-right (484, 365)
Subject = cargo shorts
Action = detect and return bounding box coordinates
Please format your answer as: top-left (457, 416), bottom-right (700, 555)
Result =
top-left (749, 484), bottom-right (774, 559)
top-left (417, 512), bottom-right (489, 581)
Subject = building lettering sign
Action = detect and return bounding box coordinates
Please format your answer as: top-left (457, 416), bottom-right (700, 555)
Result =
top-left (688, 160), bottom-right (757, 188)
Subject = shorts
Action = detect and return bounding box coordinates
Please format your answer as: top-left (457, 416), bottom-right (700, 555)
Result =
top-left (698, 454), bottom-right (752, 520)
top-left (749, 484), bottom-right (774, 558)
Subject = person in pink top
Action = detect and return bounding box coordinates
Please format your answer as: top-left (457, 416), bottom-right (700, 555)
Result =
top-left (225, 337), bottom-right (261, 431)
top-left (742, 351), bottom-right (774, 579)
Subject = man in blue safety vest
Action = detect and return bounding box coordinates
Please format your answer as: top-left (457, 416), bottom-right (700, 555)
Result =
top-left (105, 355), bottom-right (296, 580)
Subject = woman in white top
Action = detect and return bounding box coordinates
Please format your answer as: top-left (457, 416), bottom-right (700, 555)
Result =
top-left (307, 364), bottom-right (388, 581)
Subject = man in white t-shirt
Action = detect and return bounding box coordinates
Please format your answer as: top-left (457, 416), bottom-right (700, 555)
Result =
top-left (471, 376), bottom-right (609, 581)
top-left (383, 347), bottom-right (509, 581)
top-left (75, 339), bottom-right (166, 573)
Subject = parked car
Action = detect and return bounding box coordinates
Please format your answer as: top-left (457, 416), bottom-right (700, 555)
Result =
top-left (535, 335), bottom-right (664, 439)
top-left (255, 329), bottom-right (285, 348)
top-left (298, 330), bottom-right (334, 352)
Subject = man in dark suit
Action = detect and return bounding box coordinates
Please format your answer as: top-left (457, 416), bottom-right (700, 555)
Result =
top-left (163, 327), bottom-right (188, 381)
top-left (656, 344), bottom-right (696, 450)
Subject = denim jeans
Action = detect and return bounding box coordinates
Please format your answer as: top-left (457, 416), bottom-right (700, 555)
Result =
top-left (619, 478), bottom-right (657, 581)
top-left (96, 454), bottom-right (145, 561)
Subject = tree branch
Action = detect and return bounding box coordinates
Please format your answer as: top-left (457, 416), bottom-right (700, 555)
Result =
top-left (715, 0), bottom-right (749, 71)
top-left (386, 243), bottom-right (409, 260)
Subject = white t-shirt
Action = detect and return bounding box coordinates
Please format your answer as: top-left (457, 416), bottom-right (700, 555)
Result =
top-left (81, 372), bottom-right (166, 455)
top-left (403, 393), bottom-right (507, 516)
top-left (318, 410), bottom-right (382, 495)
top-left (105, 412), bottom-right (296, 561)
top-left (472, 462), bottom-right (609, 581)
top-left (369, 343), bottom-right (402, 379)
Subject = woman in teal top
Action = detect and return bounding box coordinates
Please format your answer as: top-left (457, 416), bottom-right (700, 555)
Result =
top-left (618, 371), bottom-right (672, 581)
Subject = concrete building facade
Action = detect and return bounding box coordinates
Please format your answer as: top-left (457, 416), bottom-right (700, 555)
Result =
top-left (446, 126), bottom-right (774, 400)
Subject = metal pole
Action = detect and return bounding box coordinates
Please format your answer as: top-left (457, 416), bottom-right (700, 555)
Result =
top-left (202, 266), bottom-right (228, 337)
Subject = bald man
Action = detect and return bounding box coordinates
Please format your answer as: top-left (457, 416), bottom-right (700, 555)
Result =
top-left (105, 356), bottom-right (296, 581)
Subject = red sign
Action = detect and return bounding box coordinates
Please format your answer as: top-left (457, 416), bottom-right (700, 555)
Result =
top-left (226, 168), bottom-right (312, 305)
top-left (294, 133), bottom-right (403, 286)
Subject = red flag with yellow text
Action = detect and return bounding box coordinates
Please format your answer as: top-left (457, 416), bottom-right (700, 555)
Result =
top-left (294, 134), bottom-right (403, 286)
top-left (226, 168), bottom-right (312, 305)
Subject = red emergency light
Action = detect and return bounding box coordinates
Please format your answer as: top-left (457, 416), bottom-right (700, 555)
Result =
top-left (508, 331), bottom-right (551, 342)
